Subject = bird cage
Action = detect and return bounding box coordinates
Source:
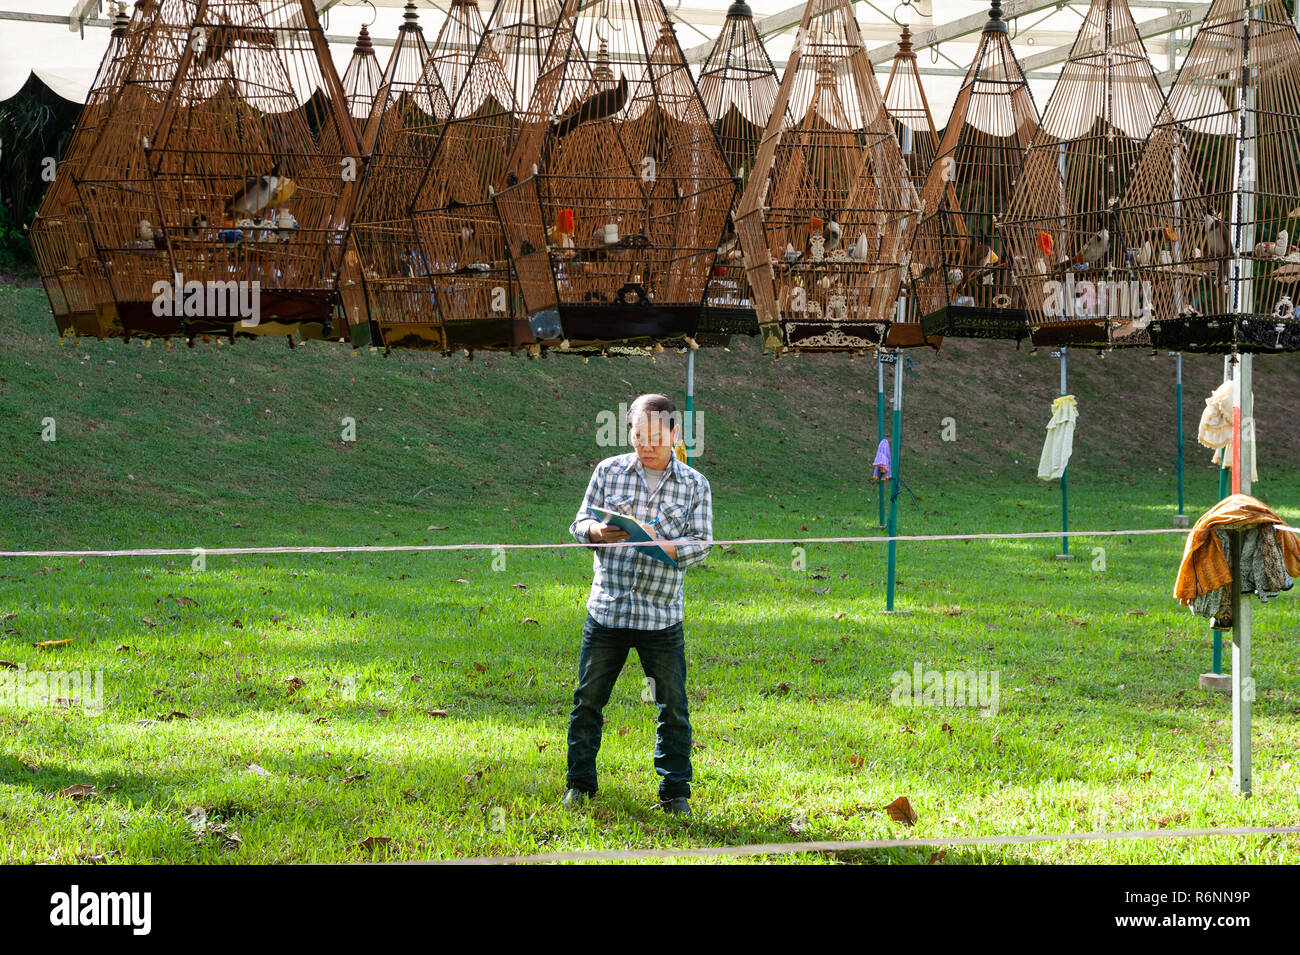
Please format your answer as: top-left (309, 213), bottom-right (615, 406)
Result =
top-left (491, 0), bottom-right (737, 349)
top-left (408, 0), bottom-right (532, 354)
top-left (695, 0), bottom-right (778, 342)
top-left (881, 23), bottom-right (941, 350)
top-left (1003, 0), bottom-right (1167, 349)
top-left (334, 21), bottom-right (386, 346)
top-left (910, 0), bottom-right (1040, 344)
top-left (134, 0), bottom-right (363, 342)
top-left (1118, 0), bottom-right (1300, 354)
top-left (735, 0), bottom-right (916, 354)
top-left (340, 24), bottom-right (384, 135)
top-left (345, 1), bottom-right (454, 351)
top-left (72, 0), bottom-right (196, 342)
top-left (30, 1), bottom-right (135, 340)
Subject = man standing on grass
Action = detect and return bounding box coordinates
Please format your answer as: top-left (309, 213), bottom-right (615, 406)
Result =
top-left (565, 394), bottom-right (713, 816)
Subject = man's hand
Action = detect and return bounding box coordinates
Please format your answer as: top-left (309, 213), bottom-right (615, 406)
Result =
top-left (589, 522), bottom-right (629, 544)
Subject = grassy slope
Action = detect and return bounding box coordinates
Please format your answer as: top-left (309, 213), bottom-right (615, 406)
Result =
top-left (1, 283), bottom-right (1299, 864)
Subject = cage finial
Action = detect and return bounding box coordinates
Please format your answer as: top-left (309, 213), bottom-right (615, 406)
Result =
top-left (401, 1), bottom-right (421, 32)
top-left (985, 0), bottom-right (1007, 35)
top-left (726, 1), bottom-right (753, 17)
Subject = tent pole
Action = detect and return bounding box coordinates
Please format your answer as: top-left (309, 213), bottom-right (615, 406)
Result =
top-left (1232, 353), bottom-right (1253, 796)
top-left (1175, 352), bottom-right (1186, 524)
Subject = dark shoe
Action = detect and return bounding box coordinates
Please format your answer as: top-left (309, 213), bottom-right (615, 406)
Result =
top-left (563, 788), bottom-right (592, 810)
top-left (659, 796), bottom-right (691, 816)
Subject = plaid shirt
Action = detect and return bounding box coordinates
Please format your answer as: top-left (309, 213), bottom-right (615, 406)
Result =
top-left (569, 452), bottom-right (713, 630)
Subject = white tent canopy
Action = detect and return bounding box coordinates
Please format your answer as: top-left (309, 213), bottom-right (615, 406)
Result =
top-left (0, 0), bottom-right (1211, 124)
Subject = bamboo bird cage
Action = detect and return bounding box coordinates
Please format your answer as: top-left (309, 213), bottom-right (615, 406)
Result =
top-left (694, 0), bottom-right (779, 342)
top-left (30, 1), bottom-right (135, 340)
top-left (132, 0), bottom-right (363, 342)
top-left (491, 0), bottom-right (737, 349)
top-left (735, 0), bottom-right (916, 354)
top-left (72, 0), bottom-right (197, 342)
top-left (343, 1), bottom-right (453, 350)
top-left (340, 23), bottom-right (384, 136)
top-left (1118, 0), bottom-right (1300, 353)
top-left (881, 22), bottom-right (941, 350)
top-left (408, 0), bottom-right (533, 354)
top-left (910, 0), bottom-right (1040, 344)
top-left (1003, 0), bottom-right (1167, 349)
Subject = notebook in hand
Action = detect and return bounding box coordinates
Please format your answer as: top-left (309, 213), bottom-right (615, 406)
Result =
top-left (587, 506), bottom-right (680, 567)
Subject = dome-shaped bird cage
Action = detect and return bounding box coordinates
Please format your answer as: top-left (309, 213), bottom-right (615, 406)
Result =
top-left (735, 0), bottom-right (916, 354)
top-left (694, 0), bottom-right (778, 342)
top-left (490, 0), bottom-right (737, 349)
top-left (881, 22), bottom-right (941, 350)
top-left (1003, 0), bottom-right (1167, 349)
top-left (343, 1), bottom-right (453, 351)
top-left (911, 0), bottom-right (1040, 344)
top-left (408, 0), bottom-right (533, 354)
top-left (30, 1), bottom-right (136, 340)
top-left (340, 24), bottom-right (384, 135)
top-left (72, 0), bottom-right (196, 342)
top-left (1118, 0), bottom-right (1300, 354)
top-left (132, 0), bottom-right (363, 342)
top-left (334, 20), bottom-right (387, 346)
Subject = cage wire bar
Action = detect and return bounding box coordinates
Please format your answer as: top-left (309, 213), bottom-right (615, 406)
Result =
top-left (736, 0), bottom-right (916, 355)
top-left (1003, 0), bottom-right (1168, 350)
top-left (910, 0), bottom-right (1041, 345)
top-left (694, 0), bottom-right (779, 343)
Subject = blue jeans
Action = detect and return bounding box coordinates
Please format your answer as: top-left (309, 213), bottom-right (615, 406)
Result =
top-left (566, 614), bottom-right (692, 800)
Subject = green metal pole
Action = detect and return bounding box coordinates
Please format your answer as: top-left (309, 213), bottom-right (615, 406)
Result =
top-left (1175, 353), bottom-right (1185, 517)
top-left (1060, 347), bottom-right (1069, 556)
top-left (886, 350), bottom-right (902, 611)
top-left (877, 351), bottom-right (886, 527)
top-left (685, 349), bottom-right (695, 467)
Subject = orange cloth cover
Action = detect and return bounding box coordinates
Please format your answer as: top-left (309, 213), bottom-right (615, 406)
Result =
top-left (1174, 494), bottom-right (1300, 604)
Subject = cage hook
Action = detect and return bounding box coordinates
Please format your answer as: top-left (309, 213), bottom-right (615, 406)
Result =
top-left (890, 0), bottom-right (916, 28)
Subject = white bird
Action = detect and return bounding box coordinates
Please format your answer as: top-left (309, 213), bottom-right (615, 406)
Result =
top-left (783, 243), bottom-right (802, 264)
top-left (138, 219), bottom-right (153, 243)
top-left (851, 233), bottom-right (869, 261)
top-left (1137, 239), bottom-right (1154, 266)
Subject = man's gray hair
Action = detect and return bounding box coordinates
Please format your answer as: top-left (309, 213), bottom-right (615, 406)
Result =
top-left (627, 393), bottom-right (679, 433)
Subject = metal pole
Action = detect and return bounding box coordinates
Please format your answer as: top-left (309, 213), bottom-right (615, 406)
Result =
top-left (886, 350), bottom-right (903, 612)
top-left (685, 349), bottom-right (695, 467)
top-left (877, 351), bottom-right (887, 527)
top-left (1232, 352), bottom-right (1253, 797)
top-left (1060, 347), bottom-right (1069, 557)
top-left (1175, 353), bottom-right (1186, 520)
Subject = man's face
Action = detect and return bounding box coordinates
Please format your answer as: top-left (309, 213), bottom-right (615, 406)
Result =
top-left (630, 412), bottom-right (678, 470)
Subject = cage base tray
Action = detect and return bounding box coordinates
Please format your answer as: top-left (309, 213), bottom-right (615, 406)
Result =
top-left (551, 302), bottom-right (700, 342)
top-left (117, 290), bottom-right (335, 340)
top-left (1027, 320), bottom-right (1111, 348)
top-left (377, 323), bottom-right (448, 352)
top-left (920, 305), bottom-right (1028, 343)
top-left (1147, 315), bottom-right (1300, 353)
top-left (698, 305), bottom-right (759, 337)
top-left (884, 322), bottom-right (942, 350)
top-left (780, 319), bottom-right (888, 351)
top-left (443, 318), bottom-right (534, 352)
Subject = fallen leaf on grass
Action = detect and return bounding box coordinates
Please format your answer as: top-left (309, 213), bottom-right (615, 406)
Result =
top-left (536, 742), bottom-right (547, 752)
top-left (161, 711), bottom-right (189, 721)
top-left (453, 578), bottom-right (469, 584)
top-left (1155, 810), bottom-right (1190, 829)
top-left (312, 716), bottom-right (331, 725)
top-left (341, 772), bottom-right (369, 784)
top-left (34, 639), bottom-right (75, 648)
top-left (356, 836), bottom-right (391, 851)
top-left (427, 525), bottom-right (450, 531)
top-left (426, 709), bottom-right (448, 718)
top-left (59, 784), bottom-right (97, 801)
top-left (114, 645), bottom-right (131, 653)
top-left (1125, 609), bottom-right (1148, 616)
top-left (284, 675), bottom-right (306, 694)
top-left (230, 619), bottom-right (243, 629)
top-left (0, 661), bottom-right (17, 670)
top-left (171, 594), bottom-right (198, 607)
top-left (812, 587), bottom-right (831, 595)
top-left (512, 583), bottom-right (528, 590)
top-left (927, 850), bottom-right (947, 865)
top-left (463, 770), bottom-right (484, 785)
top-left (617, 727), bottom-right (630, 737)
top-left (832, 613), bottom-right (846, 620)
top-left (1, 613), bottom-right (15, 621)
top-left (142, 616), bottom-right (158, 628)
top-left (776, 682), bottom-right (790, 694)
top-left (246, 763), bottom-right (272, 777)
top-left (472, 662), bottom-right (488, 673)
top-left (848, 755), bottom-right (864, 768)
top-left (897, 725), bottom-right (915, 734)
top-left (941, 723), bottom-right (953, 734)
top-left (884, 796), bottom-right (918, 827)
top-left (811, 657), bottom-right (826, 664)
top-left (520, 618), bottom-right (540, 625)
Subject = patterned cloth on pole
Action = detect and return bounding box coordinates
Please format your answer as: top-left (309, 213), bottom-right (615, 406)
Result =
top-left (872, 438), bottom-right (891, 480)
top-left (1037, 394), bottom-right (1077, 481)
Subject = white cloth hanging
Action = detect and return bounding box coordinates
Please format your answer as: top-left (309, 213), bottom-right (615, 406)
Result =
top-left (1037, 394), bottom-right (1078, 481)
top-left (1199, 380), bottom-right (1258, 482)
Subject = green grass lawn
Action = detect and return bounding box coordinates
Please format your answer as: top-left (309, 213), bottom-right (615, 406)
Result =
top-left (1, 284), bottom-right (1298, 863)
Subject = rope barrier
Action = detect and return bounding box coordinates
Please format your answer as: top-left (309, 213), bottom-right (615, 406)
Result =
top-left (408, 825), bottom-right (1300, 865)
top-left (0, 524), bottom-right (1227, 559)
